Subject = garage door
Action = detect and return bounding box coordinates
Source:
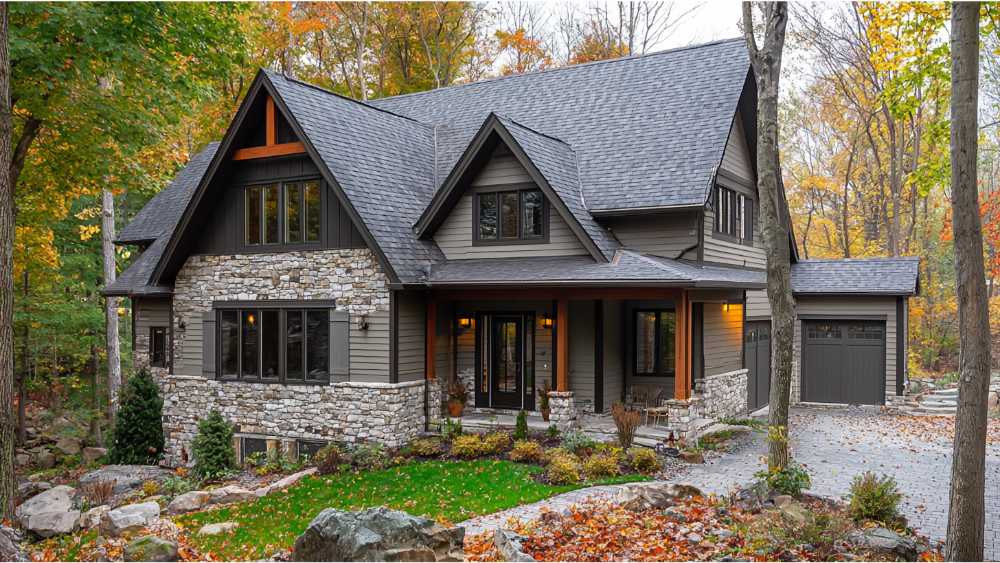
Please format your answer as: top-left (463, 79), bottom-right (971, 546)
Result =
top-left (802, 322), bottom-right (885, 405)
top-left (745, 322), bottom-right (770, 410)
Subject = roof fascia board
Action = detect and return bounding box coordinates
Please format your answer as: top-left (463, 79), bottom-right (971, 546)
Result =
top-left (491, 123), bottom-right (609, 263)
top-left (588, 204), bottom-right (703, 218)
top-left (151, 74), bottom-right (269, 286)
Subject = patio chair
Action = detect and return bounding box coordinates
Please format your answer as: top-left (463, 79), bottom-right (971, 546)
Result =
top-left (629, 386), bottom-right (663, 425)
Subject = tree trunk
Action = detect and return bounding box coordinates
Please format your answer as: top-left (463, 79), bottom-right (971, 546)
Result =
top-left (0, 1), bottom-right (16, 524)
top-left (743, 1), bottom-right (793, 471)
top-left (17, 271), bottom-right (25, 446)
top-left (102, 188), bottom-right (122, 426)
top-left (90, 344), bottom-right (102, 447)
top-left (945, 3), bottom-right (989, 560)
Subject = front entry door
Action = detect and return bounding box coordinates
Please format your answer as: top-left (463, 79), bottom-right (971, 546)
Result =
top-left (490, 316), bottom-right (523, 409)
top-left (745, 321), bottom-right (771, 410)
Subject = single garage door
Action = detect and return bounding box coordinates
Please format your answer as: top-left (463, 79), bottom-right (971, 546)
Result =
top-left (745, 321), bottom-right (771, 410)
top-left (802, 322), bottom-right (885, 405)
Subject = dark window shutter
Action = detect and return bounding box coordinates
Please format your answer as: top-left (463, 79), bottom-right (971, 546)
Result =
top-left (202, 310), bottom-right (216, 379)
top-left (330, 310), bottom-right (349, 379)
top-left (744, 201), bottom-right (754, 247)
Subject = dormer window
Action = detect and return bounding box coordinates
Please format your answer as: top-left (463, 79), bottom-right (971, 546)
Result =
top-left (476, 188), bottom-right (545, 242)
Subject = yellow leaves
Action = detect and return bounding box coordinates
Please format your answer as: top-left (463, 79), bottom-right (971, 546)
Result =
top-left (77, 224), bottom-right (101, 242)
top-left (74, 205), bottom-right (100, 221)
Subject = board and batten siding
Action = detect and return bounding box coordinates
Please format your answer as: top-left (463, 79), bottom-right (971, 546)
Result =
top-left (702, 209), bottom-right (766, 269)
top-left (396, 292), bottom-right (426, 382)
top-left (791, 296), bottom-right (897, 402)
top-left (602, 299), bottom-right (625, 412)
top-left (433, 155), bottom-right (589, 259)
top-left (702, 301), bottom-right (744, 377)
top-left (605, 213), bottom-right (698, 259)
top-left (721, 113), bottom-right (754, 183)
top-left (349, 310), bottom-right (391, 382)
top-left (568, 300), bottom-right (595, 408)
top-left (746, 289), bottom-right (771, 319)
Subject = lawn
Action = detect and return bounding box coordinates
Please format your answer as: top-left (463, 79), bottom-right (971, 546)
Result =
top-left (178, 460), bottom-right (649, 561)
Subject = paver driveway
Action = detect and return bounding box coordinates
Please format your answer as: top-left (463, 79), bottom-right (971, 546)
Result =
top-left (669, 406), bottom-right (1000, 558)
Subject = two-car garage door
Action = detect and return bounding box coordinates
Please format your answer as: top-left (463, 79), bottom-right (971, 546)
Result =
top-left (801, 322), bottom-right (885, 405)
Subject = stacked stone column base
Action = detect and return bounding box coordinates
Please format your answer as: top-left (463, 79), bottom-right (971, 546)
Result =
top-left (547, 391), bottom-right (580, 431)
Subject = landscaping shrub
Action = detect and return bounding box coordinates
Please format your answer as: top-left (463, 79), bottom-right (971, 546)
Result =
top-left (191, 409), bottom-right (237, 478)
top-left (755, 461), bottom-right (811, 496)
top-left (514, 410), bottom-right (529, 441)
top-left (611, 402), bottom-right (642, 449)
top-left (559, 429), bottom-right (595, 453)
top-left (313, 445), bottom-right (343, 476)
top-left (508, 440), bottom-right (543, 462)
top-left (107, 369), bottom-right (165, 465)
top-left (546, 425), bottom-right (560, 438)
top-left (481, 431), bottom-right (511, 455)
top-left (594, 444), bottom-right (625, 461)
top-left (583, 454), bottom-right (620, 479)
top-left (629, 447), bottom-right (661, 474)
top-left (440, 418), bottom-right (464, 440)
top-left (246, 448), bottom-right (301, 475)
top-left (409, 438), bottom-right (443, 457)
top-left (546, 460), bottom-right (580, 485)
top-left (697, 430), bottom-right (732, 451)
top-left (843, 471), bottom-right (902, 523)
top-left (451, 434), bottom-right (484, 458)
top-left (345, 443), bottom-right (387, 471)
top-left (719, 417), bottom-right (766, 428)
top-left (161, 476), bottom-right (196, 496)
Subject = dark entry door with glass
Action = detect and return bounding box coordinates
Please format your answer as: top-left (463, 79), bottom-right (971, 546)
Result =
top-left (490, 316), bottom-right (523, 408)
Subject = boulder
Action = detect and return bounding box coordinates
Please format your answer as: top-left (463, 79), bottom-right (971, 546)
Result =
top-left (35, 450), bottom-right (56, 469)
top-left (197, 522), bottom-right (239, 536)
top-left (0, 530), bottom-right (18, 558)
top-left (51, 417), bottom-right (73, 431)
top-left (16, 481), bottom-right (51, 505)
top-left (254, 467), bottom-right (318, 498)
top-left (209, 485), bottom-right (254, 505)
top-left (15, 485), bottom-right (76, 528)
top-left (15, 453), bottom-right (31, 466)
top-left (849, 528), bottom-right (918, 562)
top-left (166, 491), bottom-right (209, 516)
top-left (99, 502), bottom-right (161, 538)
top-left (123, 535), bottom-right (179, 562)
top-left (79, 505), bottom-right (112, 531)
top-left (493, 529), bottom-right (535, 562)
top-left (679, 451), bottom-right (704, 464)
top-left (291, 506), bottom-right (465, 562)
top-left (82, 447), bottom-right (108, 465)
top-left (616, 482), bottom-right (703, 511)
top-left (53, 436), bottom-right (82, 456)
top-left (78, 465), bottom-right (174, 495)
top-left (27, 510), bottom-right (81, 538)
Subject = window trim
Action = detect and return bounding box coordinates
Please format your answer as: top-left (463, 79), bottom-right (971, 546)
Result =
top-left (150, 327), bottom-right (167, 368)
top-left (216, 306), bottom-right (331, 385)
top-left (471, 183), bottom-right (550, 246)
top-left (632, 309), bottom-right (676, 378)
top-left (239, 178), bottom-right (325, 252)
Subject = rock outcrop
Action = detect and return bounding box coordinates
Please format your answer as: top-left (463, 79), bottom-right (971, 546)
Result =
top-left (616, 482), bottom-right (703, 510)
top-left (166, 491), bottom-right (210, 515)
top-left (123, 535), bottom-right (179, 562)
top-left (15, 485), bottom-right (76, 528)
top-left (99, 502), bottom-right (161, 538)
top-left (78, 466), bottom-right (174, 495)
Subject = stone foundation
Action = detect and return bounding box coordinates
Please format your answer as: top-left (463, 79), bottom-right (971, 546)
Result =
top-left (157, 374), bottom-right (426, 467)
top-left (547, 391), bottom-right (580, 430)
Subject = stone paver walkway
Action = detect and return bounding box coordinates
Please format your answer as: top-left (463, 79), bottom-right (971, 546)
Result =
top-left (668, 406), bottom-right (1000, 559)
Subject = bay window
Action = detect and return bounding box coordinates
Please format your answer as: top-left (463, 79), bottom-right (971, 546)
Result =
top-left (219, 307), bottom-right (329, 383)
top-left (634, 310), bottom-right (675, 377)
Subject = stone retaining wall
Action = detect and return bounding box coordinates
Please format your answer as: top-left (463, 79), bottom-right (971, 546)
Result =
top-left (157, 374), bottom-right (425, 466)
top-left (660, 369), bottom-right (748, 441)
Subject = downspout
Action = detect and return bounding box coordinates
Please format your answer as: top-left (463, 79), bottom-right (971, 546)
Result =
top-left (674, 242), bottom-right (699, 261)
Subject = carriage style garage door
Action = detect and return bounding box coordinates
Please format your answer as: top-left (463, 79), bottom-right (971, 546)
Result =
top-left (802, 321), bottom-right (885, 405)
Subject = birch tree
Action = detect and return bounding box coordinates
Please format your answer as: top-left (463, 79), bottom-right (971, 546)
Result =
top-left (102, 188), bottom-right (122, 424)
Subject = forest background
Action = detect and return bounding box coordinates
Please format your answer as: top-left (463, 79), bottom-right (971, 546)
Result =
top-left (10, 1), bottom-right (996, 424)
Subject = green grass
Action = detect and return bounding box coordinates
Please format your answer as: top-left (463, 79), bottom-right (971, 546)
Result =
top-left (179, 460), bottom-right (648, 561)
top-left (718, 417), bottom-right (766, 428)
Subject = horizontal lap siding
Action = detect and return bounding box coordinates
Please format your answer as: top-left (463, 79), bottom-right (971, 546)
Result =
top-left (397, 292), bottom-right (425, 383)
top-left (435, 300), bottom-right (454, 382)
top-left (606, 214), bottom-right (698, 258)
top-left (568, 300), bottom-right (595, 407)
top-left (178, 315), bottom-right (203, 377)
top-left (136, 298), bottom-right (171, 332)
top-left (721, 114), bottom-right (754, 183)
top-left (603, 300), bottom-right (625, 411)
top-left (703, 209), bottom-right (766, 269)
top-left (350, 311), bottom-right (390, 382)
top-left (746, 289), bottom-right (771, 319)
top-left (703, 302), bottom-right (743, 376)
top-left (791, 296), bottom-right (897, 402)
top-left (473, 156), bottom-right (533, 186)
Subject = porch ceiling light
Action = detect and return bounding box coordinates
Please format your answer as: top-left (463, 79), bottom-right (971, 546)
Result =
top-left (541, 316), bottom-right (554, 329)
top-left (458, 317), bottom-right (472, 328)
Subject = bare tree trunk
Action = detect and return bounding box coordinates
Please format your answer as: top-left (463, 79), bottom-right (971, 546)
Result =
top-left (90, 344), bottom-right (102, 447)
top-left (743, 1), bottom-right (793, 471)
top-left (945, 3), bottom-right (989, 560)
top-left (0, 1), bottom-right (16, 524)
top-left (17, 271), bottom-right (25, 445)
top-left (102, 188), bottom-right (122, 426)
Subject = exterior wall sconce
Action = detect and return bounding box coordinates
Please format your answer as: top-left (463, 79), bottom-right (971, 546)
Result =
top-left (724, 301), bottom-right (730, 312)
top-left (178, 320), bottom-right (188, 330)
top-left (541, 316), bottom-right (554, 329)
top-left (357, 314), bottom-right (369, 331)
top-left (458, 317), bottom-right (472, 329)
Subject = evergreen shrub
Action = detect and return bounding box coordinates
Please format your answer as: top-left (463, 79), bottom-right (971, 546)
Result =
top-left (514, 410), bottom-right (529, 441)
top-left (107, 369), bottom-right (165, 465)
top-left (191, 409), bottom-right (237, 478)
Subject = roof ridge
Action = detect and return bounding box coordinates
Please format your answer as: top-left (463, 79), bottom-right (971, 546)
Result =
top-left (371, 37), bottom-right (745, 104)
top-left (496, 114), bottom-right (573, 147)
top-left (797, 256), bottom-right (921, 262)
top-left (263, 69), bottom-right (433, 129)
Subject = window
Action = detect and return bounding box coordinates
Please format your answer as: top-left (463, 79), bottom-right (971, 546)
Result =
top-left (634, 310), bottom-right (675, 376)
top-left (714, 186), bottom-right (753, 246)
top-left (848, 325), bottom-right (883, 340)
top-left (477, 188), bottom-right (545, 242)
top-left (808, 325), bottom-right (842, 339)
top-left (150, 327), bottom-right (167, 368)
top-left (246, 181), bottom-right (321, 246)
top-left (219, 308), bottom-right (329, 383)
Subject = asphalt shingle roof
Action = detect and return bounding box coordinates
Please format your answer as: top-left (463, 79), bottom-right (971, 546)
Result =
top-left (372, 38), bottom-right (750, 212)
top-left (790, 257), bottom-right (920, 296)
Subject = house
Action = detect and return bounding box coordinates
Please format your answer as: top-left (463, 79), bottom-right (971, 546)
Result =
top-left (106, 38), bottom-right (920, 466)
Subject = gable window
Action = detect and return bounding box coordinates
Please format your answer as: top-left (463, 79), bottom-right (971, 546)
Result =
top-left (477, 188), bottom-right (545, 242)
top-left (634, 310), bottom-right (675, 377)
top-left (150, 327), bottom-right (167, 368)
top-left (246, 181), bottom-right (321, 246)
top-left (219, 307), bottom-right (330, 384)
top-left (713, 186), bottom-right (754, 246)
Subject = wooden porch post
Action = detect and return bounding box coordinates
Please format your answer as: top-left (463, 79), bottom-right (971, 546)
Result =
top-left (674, 290), bottom-right (691, 400)
top-left (556, 298), bottom-right (569, 391)
top-left (426, 293), bottom-right (436, 380)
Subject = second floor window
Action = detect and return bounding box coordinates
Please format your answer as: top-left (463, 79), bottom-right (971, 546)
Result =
top-left (713, 186), bottom-right (753, 246)
top-left (477, 189), bottom-right (544, 241)
top-left (246, 181), bottom-right (321, 246)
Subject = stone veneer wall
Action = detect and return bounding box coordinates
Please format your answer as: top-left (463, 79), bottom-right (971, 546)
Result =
top-left (547, 391), bottom-right (580, 430)
top-left (661, 368), bottom-right (748, 441)
top-left (158, 373), bottom-right (427, 466)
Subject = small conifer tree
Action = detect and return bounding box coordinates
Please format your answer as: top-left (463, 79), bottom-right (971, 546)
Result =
top-left (514, 410), bottom-right (529, 441)
top-left (107, 368), bottom-right (165, 465)
top-left (192, 409), bottom-right (237, 478)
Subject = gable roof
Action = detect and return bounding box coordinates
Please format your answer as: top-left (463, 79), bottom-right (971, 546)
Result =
top-left (372, 38), bottom-right (753, 213)
top-left (790, 257), bottom-right (920, 296)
